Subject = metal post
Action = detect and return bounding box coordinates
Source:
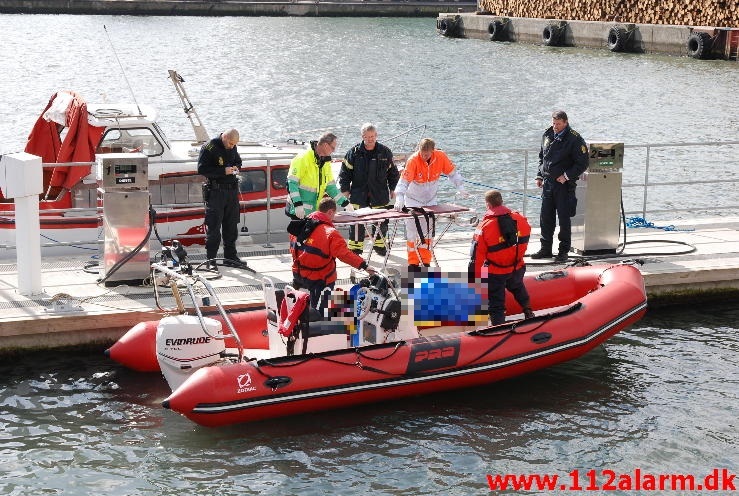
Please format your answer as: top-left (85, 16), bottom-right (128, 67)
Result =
top-left (642, 145), bottom-right (651, 218)
top-left (522, 150), bottom-right (529, 217)
top-left (263, 159), bottom-right (274, 248)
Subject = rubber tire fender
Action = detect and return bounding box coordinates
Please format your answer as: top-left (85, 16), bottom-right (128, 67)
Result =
top-left (439, 18), bottom-right (458, 38)
top-left (542, 24), bottom-right (561, 46)
top-left (687, 32), bottom-right (712, 59)
top-left (488, 20), bottom-right (505, 41)
top-left (607, 26), bottom-right (627, 52)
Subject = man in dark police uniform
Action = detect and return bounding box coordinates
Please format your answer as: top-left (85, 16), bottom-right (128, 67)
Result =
top-left (198, 128), bottom-right (247, 270)
top-left (532, 110), bottom-right (588, 263)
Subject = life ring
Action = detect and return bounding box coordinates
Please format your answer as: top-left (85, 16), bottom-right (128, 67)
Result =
top-left (607, 26), bottom-right (627, 52)
top-left (687, 32), bottom-right (712, 59)
top-left (542, 24), bottom-right (561, 46)
top-left (488, 20), bottom-right (505, 41)
top-left (438, 18), bottom-right (459, 38)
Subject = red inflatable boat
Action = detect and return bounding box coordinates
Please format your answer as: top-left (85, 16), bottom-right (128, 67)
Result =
top-left (154, 263), bottom-right (646, 427)
top-left (106, 310), bottom-right (269, 372)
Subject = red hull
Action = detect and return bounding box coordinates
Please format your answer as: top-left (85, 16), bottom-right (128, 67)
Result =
top-left (162, 264), bottom-right (648, 427)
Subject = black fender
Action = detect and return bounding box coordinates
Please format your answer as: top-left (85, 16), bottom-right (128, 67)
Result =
top-left (607, 26), bottom-right (627, 52)
top-left (488, 20), bottom-right (505, 42)
top-left (687, 32), bottom-right (712, 59)
top-left (542, 24), bottom-right (562, 46)
top-left (438, 17), bottom-right (459, 38)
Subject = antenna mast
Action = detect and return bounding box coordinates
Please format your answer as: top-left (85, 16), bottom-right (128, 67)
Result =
top-left (103, 25), bottom-right (142, 116)
top-left (167, 70), bottom-right (210, 144)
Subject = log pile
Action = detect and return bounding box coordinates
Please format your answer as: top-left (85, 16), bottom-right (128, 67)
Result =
top-left (478, 0), bottom-right (738, 28)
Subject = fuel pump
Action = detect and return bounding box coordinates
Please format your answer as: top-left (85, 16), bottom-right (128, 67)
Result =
top-left (97, 153), bottom-right (151, 285)
top-left (571, 142), bottom-right (624, 255)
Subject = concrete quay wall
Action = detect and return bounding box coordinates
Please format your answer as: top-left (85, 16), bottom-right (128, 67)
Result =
top-left (439, 13), bottom-right (739, 59)
top-left (0, 0), bottom-right (476, 17)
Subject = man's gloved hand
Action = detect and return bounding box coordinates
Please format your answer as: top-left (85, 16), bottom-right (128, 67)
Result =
top-left (365, 265), bottom-right (378, 275)
top-left (294, 204), bottom-right (305, 219)
top-left (393, 194), bottom-right (405, 211)
top-left (344, 203), bottom-right (355, 212)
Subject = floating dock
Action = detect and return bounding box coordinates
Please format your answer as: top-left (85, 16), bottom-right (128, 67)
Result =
top-left (0, 216), bottom-right (737, 353)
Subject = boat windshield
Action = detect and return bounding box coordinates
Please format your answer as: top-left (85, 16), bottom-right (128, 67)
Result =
top-left (152, 122), bottom-right (170, 149)
top-left (97, 127), bottom-right (164, 157)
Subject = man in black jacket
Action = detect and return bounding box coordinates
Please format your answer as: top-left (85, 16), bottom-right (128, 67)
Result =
top-left (532, 110), bottom-right (588, 263)
top-left (198, 128), bottom-right (246, 270)
top-left (339, 123), bottom-right (400, 256)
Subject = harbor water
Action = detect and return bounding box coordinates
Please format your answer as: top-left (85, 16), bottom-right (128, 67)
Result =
top-left (2, 306), bottom-right (737, 495)
top-left (1, 16), bottom-right (737, 222)
top-left (0, 14), bottom-right (737, 495)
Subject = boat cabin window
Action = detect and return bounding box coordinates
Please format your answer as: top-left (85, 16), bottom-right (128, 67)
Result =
top-left (97, 127), bottom-right (164, 157)
top-left (149, 178), bottom-right (203, 206)
top-left (271, 168), bottom-right (287, 190)
top-left (237, 168), bottom-right (287, 193)
top-left (238, 170), bottom-right (266, 193)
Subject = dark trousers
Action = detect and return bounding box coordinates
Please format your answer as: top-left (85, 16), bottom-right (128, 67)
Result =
top-left (539, 179), bottom-right (576, 255)
top-left (204, 188), bottom-right (240, 260)
top-left (487, 265), bottom-right (530, 325)
top-left (348, 219), bottom-right (389, 251)
top-left (292, 274), bottom-right (334, 309)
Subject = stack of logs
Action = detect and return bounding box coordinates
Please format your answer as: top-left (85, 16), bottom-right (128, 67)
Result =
top-left (478, 0), bottom-right (738, 28)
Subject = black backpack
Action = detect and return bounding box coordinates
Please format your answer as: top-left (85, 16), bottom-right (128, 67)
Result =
top-left (287, 218), bottom-right (322, 244)
top-left (468, 213), bottom-right (520, 277)
top-left (497, 213), bottom-right (519, 247)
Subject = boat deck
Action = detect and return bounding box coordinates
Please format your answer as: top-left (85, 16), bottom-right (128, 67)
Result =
top-left (0, 216), bottom-right (737, 351)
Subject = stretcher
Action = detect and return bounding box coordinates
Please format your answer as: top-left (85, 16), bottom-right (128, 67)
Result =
top-left (333, 203), bottom-right (475, 269)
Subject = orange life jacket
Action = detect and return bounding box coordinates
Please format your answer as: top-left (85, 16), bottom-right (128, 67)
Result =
top-left (471, 207), bottom-right (531, 277)
top-left (289, 211), bottom-right (365, 285)
top-left (278, 289), bottom-right (311, 337)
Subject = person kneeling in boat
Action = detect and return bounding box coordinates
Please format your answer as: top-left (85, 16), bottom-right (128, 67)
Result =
top-left (289, 197), bottom-right (377, 308)
top-left (470, 190), bottom-right (535, 325)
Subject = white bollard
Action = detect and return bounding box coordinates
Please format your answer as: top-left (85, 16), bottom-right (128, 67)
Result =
top-left (0, 152), bottom-right (44, 296)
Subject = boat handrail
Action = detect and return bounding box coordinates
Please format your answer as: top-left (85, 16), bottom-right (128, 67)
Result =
top-left (151, 262), bottom-right (244, 361)
top-left (0, 226), bottom-right (283, 250)
top-left (39, 152), bottom-right (300, 169)
top-left (91, 108), bottom-right (146, 119)
top-left (40, 162), bottom-right (95, 168)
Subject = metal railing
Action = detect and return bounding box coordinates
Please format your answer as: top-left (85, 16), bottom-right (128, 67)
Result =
top-left (444, 139), bottom-right (739, 223)
top-left (1, 140), bottom-right (736, 251)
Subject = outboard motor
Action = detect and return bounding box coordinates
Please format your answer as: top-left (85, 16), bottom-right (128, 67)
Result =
top-left (156, 314), bottom-right (225, 391)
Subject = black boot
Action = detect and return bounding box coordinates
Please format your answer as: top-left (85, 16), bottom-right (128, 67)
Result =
top-left (224, 256), bottom-right (248, 268)
top-left (206, 253), bottom-right (219, 271)
top-left (530, 249), bottom-right (553, 259)
top-left (554, 252), bottom-right (569, 263)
